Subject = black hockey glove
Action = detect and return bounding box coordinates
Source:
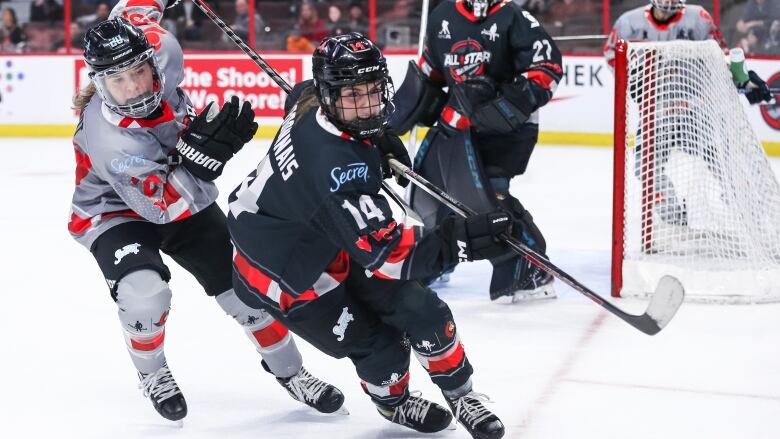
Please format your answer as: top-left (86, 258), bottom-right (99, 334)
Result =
top-left (374, 133), bottom-right (411, 187)
top-left (440, 211), bottom-right (511, 263)
top-left (451, 76), bottom-right (532, 134)
top-left (744, 70), bottom-right (773, 104)
top-left (177, 96), bottom-right (258, 181)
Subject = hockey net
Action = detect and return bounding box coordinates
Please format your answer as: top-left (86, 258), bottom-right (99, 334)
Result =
top-left (611, 39), bottom-right (780, 304)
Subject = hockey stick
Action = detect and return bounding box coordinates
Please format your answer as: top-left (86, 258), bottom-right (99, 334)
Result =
top-left (387, 157), bottom-right (685, 336)
top-left (187, 0), bottom-right (423, 225)
top-left (405, 0), bottom-right (430, 159)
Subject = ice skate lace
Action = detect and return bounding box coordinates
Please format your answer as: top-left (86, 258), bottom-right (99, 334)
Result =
top-left (393, 391), bottom-right (432, 427)
top-left (284, 367), bottom-right (327, 404)
top-left (138, 365), bottom-right (181, 402)
top-left (452, 391), bottom-right (493, 429)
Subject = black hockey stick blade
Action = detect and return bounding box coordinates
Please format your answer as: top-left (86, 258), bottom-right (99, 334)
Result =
top-left (387, 157), bottom-right (686, 335)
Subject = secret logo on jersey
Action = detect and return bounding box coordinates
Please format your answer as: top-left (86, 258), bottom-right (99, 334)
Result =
top-left (438, 20), bottom-right (451, 39)
top-left (330, 162), bottom-right (369, 192)
top-left (444, 40), bottom-right (492, 82)
top-left (481, 23), bottom-right (499, 42)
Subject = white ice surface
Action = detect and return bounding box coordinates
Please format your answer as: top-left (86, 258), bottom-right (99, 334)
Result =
top-left (1, 139), bottom-right (778, 439)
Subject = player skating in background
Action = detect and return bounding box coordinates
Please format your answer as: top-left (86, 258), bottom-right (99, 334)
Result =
top-left (390, 0), bottom-right (562, 302)
top-left (68, 1), bottom-right (343, 423)
top-left (604, 0), bottom-right (773, 227)
top-left (228, 33), bottom-right (506, 439)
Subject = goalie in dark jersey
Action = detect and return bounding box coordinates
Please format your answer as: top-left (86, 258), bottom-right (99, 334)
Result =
top-left (228, 33), bottom-right (508, 439)
top-left (389, 0), bottom-right (563, 302)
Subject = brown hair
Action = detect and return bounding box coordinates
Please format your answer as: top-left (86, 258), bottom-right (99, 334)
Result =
top-left (72, 81), bottom-right (97, 111)
top-left (294, 84), bottom-right (320, 122)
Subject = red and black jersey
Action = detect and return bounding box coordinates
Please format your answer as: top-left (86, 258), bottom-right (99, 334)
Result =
top-left (420, 0), bottom-right (563, 128)
top-left (227, 103), bottom-right (450, 317)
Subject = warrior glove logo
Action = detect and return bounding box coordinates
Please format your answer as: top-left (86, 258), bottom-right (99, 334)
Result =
top-left (176, 138), bottom-right (224, 172)
top-left (332, 306), bottom-right (354, 342)
top-left (114, 243), bottom-right (141, 265)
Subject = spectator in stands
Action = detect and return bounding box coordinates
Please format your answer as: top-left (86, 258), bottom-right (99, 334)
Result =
top-left (545, 0), bottom-right (600, 35)
top-left (326, 4), bottom-right (347, 36)
top-left (30, 0), bottom-right (63, 22)
top-left (77, 2), bottom-right (111, 31)
top-left (228, 0), bottom-right (266, 45)
top-left (383, 0), bottom-right (413, 21)
top-left (286, 26), bottom-right (315, 53)
top-left (514, 0), bottom-right (547, 16)
top-left (297, 0), bottom-right (328, 43)
top-left (346, 2), bottom-right (367, 36)
top-left (1, 7), bottom-right (24, 51)
top-left (764, 19), bottom-right (780, 55)
top-left (736, 0), bottom-right (780, 54)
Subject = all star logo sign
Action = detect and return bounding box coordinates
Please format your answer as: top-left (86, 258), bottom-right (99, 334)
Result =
top-left (444, 40), bottom-right (491, 82)
top-left (760, 71), bottom-right (780, 131)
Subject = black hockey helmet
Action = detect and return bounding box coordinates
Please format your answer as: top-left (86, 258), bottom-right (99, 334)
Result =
top-left (312, 32), bottom-right (394, 139)
top-left (464, 0), bottom-right (503, 20)
top-left (83, 17), bottom-right (165, 118)
top-left (650, 0), bottom-right (685, 15)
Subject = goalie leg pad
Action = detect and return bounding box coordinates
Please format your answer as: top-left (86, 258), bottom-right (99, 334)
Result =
top-left (387, 61), bottom-right (447, 135)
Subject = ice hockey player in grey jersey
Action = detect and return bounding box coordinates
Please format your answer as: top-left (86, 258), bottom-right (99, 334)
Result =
top-left (604, 0), bottom-right (727, 70)
top-left (68, 0), bottom-right (343, 423)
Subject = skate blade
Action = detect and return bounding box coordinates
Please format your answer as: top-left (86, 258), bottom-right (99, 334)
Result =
top-left (511, 285), bottom-right (557, 304)
top-left (445, 420), bottom-right (457, 430)
top-left (333, 405), bottom-right (350, 415)
top-left (173, 420), bottom-right (183, 428)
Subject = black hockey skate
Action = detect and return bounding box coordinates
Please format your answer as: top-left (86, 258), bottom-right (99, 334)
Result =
top-left (375, 392), bottom-right (453, 433)
top-left (138, 363), bottom-right (187, 422)
top-left (489, 257), bottom-right (556, 302)
top-left (445, 391), bottom-right (505, 439)
top-left (265, 361), bottom-right (345, 414)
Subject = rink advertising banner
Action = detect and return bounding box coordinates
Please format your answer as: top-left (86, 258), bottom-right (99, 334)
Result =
top-left (1, 53), bottom-right (778, 154)
top-left (74, 56), bottom-right (303, 119)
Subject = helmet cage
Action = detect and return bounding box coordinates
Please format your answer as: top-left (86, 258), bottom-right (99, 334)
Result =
top-left (651, 0), bottom-right (685, 15)
top-left (89, 47), bottom-right (165, 119)
top-left (318, 74), bottom-right (395, 139)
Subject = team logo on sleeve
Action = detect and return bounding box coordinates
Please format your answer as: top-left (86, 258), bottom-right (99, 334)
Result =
top-left (481, 23), bottom-right (499, 42)
top-left (438, 20), bottom-right (451, 39)
top-left (444, 40), bottom-right (492, 82)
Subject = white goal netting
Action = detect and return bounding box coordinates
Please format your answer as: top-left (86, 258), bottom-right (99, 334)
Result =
top-left (617, 40), bottom-right (780, 303)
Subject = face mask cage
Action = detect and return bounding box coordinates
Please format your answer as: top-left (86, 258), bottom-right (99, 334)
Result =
top-left (651, 0), bottom-right (685, 15)
top-left (90, 48), bottom-right (165, 119)
top-left (323, 78), bottom-right (395, 139)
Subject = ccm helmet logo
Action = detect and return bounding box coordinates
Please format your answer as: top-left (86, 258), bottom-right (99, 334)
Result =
top-left (357, 65), bottom-right (381, 74)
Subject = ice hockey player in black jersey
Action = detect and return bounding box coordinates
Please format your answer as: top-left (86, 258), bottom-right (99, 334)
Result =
top-left (389, 0), bottom-right (563, 302)
top-left (228, 33), bottom-right (508, 438)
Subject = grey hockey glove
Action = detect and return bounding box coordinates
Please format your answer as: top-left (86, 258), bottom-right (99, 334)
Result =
top-left (744, 70), bottom-right (773, 104)
top-left (440, 212), bottom-right (511, 263)
top-left (177, 96), bottom-right (258, 181)
top-left (375, 133), bottom-right (411, 187)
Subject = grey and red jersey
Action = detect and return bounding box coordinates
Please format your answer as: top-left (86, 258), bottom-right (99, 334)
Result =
top-left (604, 4), bottom-right (726, 70)
top-left (68, 0), bottom-right (218, 249)
top-left (419, 0), bottom-right (562, 129)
